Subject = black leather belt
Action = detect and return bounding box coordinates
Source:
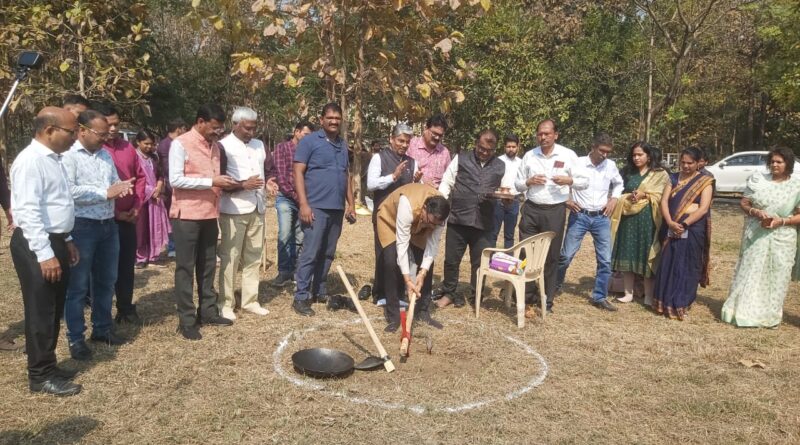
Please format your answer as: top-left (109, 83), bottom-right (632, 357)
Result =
top-left (76, 217), bottom-right (115, 224)
top-left (579, 209), bottom-right (604, 217)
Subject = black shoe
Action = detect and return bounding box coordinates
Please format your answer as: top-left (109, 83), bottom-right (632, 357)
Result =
top-left (292, 299), bottom-right (315, 317)
top-left (415, 310), bottom-right (443, 330)
top-left (453, 295), bottom-right (466, 308)
top-left (53, 366), bottom-right (78, 380)
top-left (432, 288), bottom-right (447, 300)
top-left (200, 315), bottom-right (234, 326)
top-left (29, 377), bottom-right (82, 396)
top-left (592, 299), bottom-right (618, 312)
top-left (384, 322), bottom-right (400, 333)
top-left (177, 324), bottom-right (202, 340)
top-left (313, 294), bottom-right (329, 304)
top-left (546, 306), bottom-right (554, 314)
top-left (115, 311), bottom-right (142, 325)
top-left (357, 285), bottom-right (372, 301)
top-left (270, 273), bottom-right (294, 288)
top-left (69, 340), bottom-right (93, 361)
top-left (90, 331), bottom-right (127, 346)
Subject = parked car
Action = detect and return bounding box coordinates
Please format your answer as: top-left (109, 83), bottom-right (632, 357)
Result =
top-left (705, 151), bottom-right (800, 194)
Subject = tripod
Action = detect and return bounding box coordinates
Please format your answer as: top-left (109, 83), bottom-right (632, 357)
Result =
top-left (0, 66), bottom-right (34, 121)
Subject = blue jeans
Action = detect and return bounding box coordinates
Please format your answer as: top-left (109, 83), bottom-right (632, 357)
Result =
top-left (491, 200), bottom-right (520, 249)
top-left (276, 193), bottom-right (304, 276)
top-left (64, 218), bottom-right (120, 343)
top-left (556, 211), bottom-right (612, 302)
top-left (294, 208), bottom-right (343, 301)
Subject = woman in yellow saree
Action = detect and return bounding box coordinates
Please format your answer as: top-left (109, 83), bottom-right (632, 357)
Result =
top-left (610, 142), bottom-right (670, 306)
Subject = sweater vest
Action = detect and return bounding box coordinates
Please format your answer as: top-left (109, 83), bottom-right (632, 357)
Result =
top-left (376, 183), bottom-right (441, 249)
top-left (169, 129), bottom-right (221, 220)
top-left (373, 147), bottom-right (416, 209)
top-left (448, 151), bottom-right (504, 230)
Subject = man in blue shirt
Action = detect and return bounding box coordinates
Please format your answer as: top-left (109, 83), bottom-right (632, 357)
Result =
top-left (61, 110), bottom-right (134, 360)
top-left (292, 103), bottom-right (356, 316)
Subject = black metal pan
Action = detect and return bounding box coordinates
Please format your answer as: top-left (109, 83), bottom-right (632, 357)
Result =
top-left (292, 348), bottom-right (355, 379)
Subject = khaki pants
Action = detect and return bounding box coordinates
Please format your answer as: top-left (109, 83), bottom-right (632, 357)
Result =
top-left (218, 211), bottom-right (264, 311)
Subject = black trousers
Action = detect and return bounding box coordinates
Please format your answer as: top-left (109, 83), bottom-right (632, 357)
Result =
top-left (379, 242), bottom-right (433, 324)
top-left (115, 220), bottom-right (137, 315)
top-left (518, 201), bottom-right (567, 308)
top-left (371, 212), bottom-right (385, 299)
top-left (440, 223), bottom-right (492, 296)
top-left (172, 219), bottom-right (219, 327)
top-left (10, 229), bottom-right (69, 383)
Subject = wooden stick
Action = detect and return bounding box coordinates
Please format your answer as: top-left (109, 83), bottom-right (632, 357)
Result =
top-left (400, 291), bottom-right (417, 356)
top-left (336, 265), bottom-right (395, 373)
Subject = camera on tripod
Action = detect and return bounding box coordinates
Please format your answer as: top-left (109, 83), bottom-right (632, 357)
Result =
top-left (0, 50), bottom-right (44, 120)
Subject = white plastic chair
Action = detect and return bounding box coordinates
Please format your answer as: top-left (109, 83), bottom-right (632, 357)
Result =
top-left (475, 232), bottom-right (555, 328)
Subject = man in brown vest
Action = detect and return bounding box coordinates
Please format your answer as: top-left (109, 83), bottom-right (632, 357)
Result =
top-left (169, 104), bottom-right (238, 340)
top-left (375, 184), bottom-right (450, 332)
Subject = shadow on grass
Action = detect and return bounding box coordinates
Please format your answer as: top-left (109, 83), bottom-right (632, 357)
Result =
top-left (0, 416), bottom-right (99, 445)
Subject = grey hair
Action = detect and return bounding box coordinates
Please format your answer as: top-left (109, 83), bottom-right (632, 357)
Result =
top-left (391, 123), bottom-right (414, 138)
top-left (231, 106), bottom-right (258, 124)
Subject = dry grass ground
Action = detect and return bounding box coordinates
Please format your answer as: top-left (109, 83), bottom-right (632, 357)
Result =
top-left (1, 201), bottom-right (799, 444)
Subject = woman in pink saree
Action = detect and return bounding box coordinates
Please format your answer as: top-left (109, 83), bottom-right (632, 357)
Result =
top-left (134, 130), bottom-right (171, 267)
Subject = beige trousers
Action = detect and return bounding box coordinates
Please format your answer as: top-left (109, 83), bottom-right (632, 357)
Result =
top-left (218, 211), bottom-right (264, 311)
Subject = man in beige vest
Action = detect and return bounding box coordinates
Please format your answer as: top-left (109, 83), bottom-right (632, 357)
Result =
top-left (169, 104), bottom-right (238, 340)
top-left (375, 183), bottom-right (450, 332)
top-left (217, 106), bottom-right (278, 320)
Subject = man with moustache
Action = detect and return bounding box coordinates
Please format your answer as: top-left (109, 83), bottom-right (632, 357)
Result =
top-left (490, 133), bottom-right (524, 249)
top-left (292, 103), bottom-right (356, 317)
top-left (62, 111), bottom-right (135, 360)
top-left (435, 129), bottom-right (505, 308)
top-left (169, 104), bottom-right (238, 340)
top-left (10, 107), bottom-right (82, 395)
top-left (407, 114), bottom-right (451, 188)
top-left (365, 123), bottom-right (421, 304)
top-left (516, 119), bottom-right (588, 315)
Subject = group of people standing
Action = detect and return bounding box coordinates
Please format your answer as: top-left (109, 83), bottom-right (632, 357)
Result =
top-left (6, 96), bottom-right (799, 398)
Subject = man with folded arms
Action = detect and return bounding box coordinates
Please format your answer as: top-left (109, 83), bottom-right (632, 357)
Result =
top-left (169, 104), bottom-right (238, 339)
top-left (10, 107), bottom-right (82, 395)
top-left (217, 106), bottom-right (278, 320)
top-left (556, 132), bottom-right (622, 312)
top-left (62, 110), bottom-right (134, 361)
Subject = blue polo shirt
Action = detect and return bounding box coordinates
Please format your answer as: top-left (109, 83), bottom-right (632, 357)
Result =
top-left (294, 129), bottom-right (349, 210)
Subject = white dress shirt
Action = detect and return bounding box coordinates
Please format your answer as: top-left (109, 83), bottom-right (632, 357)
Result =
top-left (437, 154), bottom-right (491, 199)
top-left (219, 134), bottom-right (267, 215)
top-left (498, 154), bottom-right (523, 191)
top-left (395, 195), bottom-right (444, 275)
top-left (366, 152), bottom-right (419, 191)
top-left (571, 156), bottom-right (624, 211)
top-left (515, 143), bottom-right (588, 204)
top-left (168, 138), bottom-right (213, 190)
top-left (10, 139), bottom-right (75, 262)
top-left (62, 140), bottom-right (120, 220)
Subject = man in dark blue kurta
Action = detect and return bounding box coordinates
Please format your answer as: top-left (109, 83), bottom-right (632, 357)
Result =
top-left (292, 103), bottom-right (356, 316)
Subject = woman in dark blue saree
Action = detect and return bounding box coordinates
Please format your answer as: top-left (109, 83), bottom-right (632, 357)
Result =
top-left (653, 147), bottom-right (714, 320)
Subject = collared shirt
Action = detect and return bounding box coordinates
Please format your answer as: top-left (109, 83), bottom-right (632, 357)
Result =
top-left (218, 133), bottom-right (267, 215)
top-left (294, 129), bottom-right (349, 210)
top-left (366, 152), bottom-right (418, 191)
top-left (395, 195), bottom-right (444, 275)
top-left (437, 154), bottom-right (491, 199)
top-left (62, 140), bottom-right (121, 220)
top-left (498, 154), bottom-right (523, 191)
top-left (515, 143), bottom-right (588, 204)
top-left (406, 136), bottom-right (451, 188)
top-left (572, 156), bottom-right (624, 211)
top-left (104, 137), bottom-right (145, 214)
top-left (274, 139), bottom-right (298, 201)
top-left (10, 139), bottom-right (75, 262)
top-left (169, 135), bottom-right (215, 190)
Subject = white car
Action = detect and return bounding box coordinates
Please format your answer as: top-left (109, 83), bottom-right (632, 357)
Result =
top-left (705, 151), bottom-right (798, 194)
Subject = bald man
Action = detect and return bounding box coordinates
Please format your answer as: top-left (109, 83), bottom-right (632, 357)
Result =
top-left (10, 107), bottom-right (82, 396)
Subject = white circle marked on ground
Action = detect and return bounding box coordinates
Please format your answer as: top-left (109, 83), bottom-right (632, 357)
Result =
top-left (273, 317), bottom-right (549, 414)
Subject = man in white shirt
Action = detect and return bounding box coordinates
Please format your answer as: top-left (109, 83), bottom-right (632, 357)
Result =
top-left (556, 133), bottom-right (623, 312)
top-left (217, 107), bottom-right (278, 320)
top-left (10, 107), bottom-right (82, 396)
top-left (515, 119), bottom-right (588, 314)
top-left (490, 133), bottom-right (523, 249)
top-left (374, 184), bottom-right (449, 331)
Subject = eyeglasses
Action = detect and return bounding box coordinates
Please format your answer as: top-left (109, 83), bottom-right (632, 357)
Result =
top-left (53, 126), bottom-right (78, 136)
top-left (80, 124), bottom-right (110, 139)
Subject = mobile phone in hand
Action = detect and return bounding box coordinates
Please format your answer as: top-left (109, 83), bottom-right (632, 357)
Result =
top-left (346, 213), bottom-right (356, 224)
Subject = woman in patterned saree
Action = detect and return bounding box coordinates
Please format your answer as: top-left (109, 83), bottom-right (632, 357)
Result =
top-left (134, 130), bottom-right (171, 268)
top-left (610, 142), bottom-right (670, 306)
top-left (653, 147), bottom-right (714, 320)
top-left (722, 147), bottom-right (800, 328)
